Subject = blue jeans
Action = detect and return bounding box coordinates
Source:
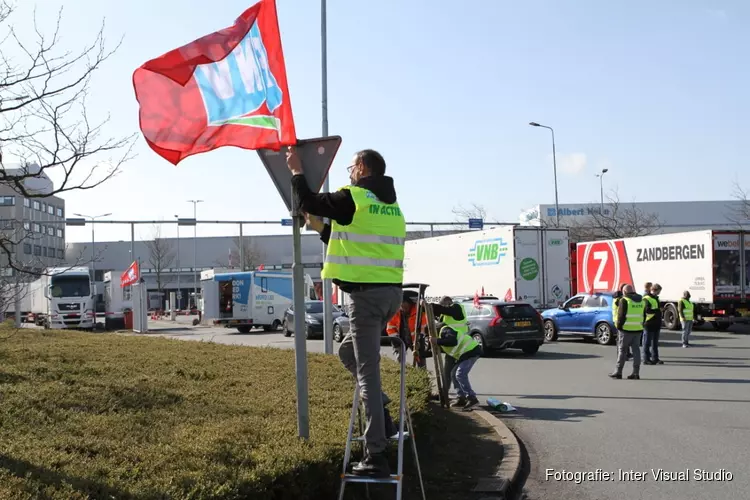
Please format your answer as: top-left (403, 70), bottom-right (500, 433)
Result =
top-left (451, 356), bottom-right (479, 398)
top-left (682, 320), bottom-right (694, 345)
top-left (642, 327), bottom-right (660, 361)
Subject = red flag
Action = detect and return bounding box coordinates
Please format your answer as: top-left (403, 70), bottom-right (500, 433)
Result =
top-left (256, 264), bottom-right (265, 271)
top-left (504, 288), bottom-right (513, 302)
top-left (481, 286), bottom-right (485, 296)
top-left (121, 261), bottom-right (139, 288)
top-left (473, 291), bottom-right (480, 308)
top-left (132, 0), bottom-right (296, 165)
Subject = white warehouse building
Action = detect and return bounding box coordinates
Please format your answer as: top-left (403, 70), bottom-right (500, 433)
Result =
top-left (519, 200), bottom-right (750, 232)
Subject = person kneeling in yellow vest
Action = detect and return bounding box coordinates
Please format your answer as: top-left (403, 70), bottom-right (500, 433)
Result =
top-left (435, 321), bottom-right (482, 411)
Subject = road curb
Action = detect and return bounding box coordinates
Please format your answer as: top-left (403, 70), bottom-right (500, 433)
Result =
top-left (472, 408), bottom-right (522, 498)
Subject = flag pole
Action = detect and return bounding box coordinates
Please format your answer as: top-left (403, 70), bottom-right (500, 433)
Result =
top-left (320, 0), bottom-right (334, 355)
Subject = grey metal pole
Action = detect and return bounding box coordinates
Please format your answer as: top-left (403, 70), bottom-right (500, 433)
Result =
top-left (600, 175), bottom-right (604, 213)
top-left (239, 223), bottom-right (245, 271)
top-left (292, 203), bottom-right (310, 439)
top-left (430, 224), bottom-right (434, 237)
top-left (320, 0), bottom-right (334, 355)
top-left (130, 222), bottom-right (135, 261)
top-left (175, 218), bottom-right (181, 310)
top-left (550, 128), bottom-right (560, 227)
top-left (91, 222), bottom-right (96, 283)
top-left (193, 205), bottom-right (197, 308)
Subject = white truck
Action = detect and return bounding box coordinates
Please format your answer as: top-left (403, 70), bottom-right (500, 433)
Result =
top-left (29, 267), bottom-right (96, 330)
top-left (402, 227), bottom-right (572, 308)
top-left (103, 271), bottom-right (134, 330)
top-left (200, 269), bottom-right (316, 333)
top-left (573, 229), bottom-right (750, 330)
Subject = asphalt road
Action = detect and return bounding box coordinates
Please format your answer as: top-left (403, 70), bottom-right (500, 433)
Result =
top-left (129, 319), bottom-right (749, 499)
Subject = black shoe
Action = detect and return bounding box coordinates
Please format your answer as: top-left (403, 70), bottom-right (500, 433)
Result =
top-left (352, 452), bottom-right (390, 478)
top-left (451, 396), bottom-right (467, 408)
top-left (609, 372), bottom-right (622, 379)
top-left (655, 360), bottom-right (664, 365)
top-left (463, 396), bottom-right (479, 411)
top-left (626, 354), bottom-right (633, 361)
top-left (383, 407), bottom-right (398, 438)
top-left (627, 374), bottom-right (640, 380)
top-left (643, 360), bottom-right (654, 365)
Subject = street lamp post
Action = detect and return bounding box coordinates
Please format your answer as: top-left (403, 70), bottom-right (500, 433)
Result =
top-left (529, 122), bottom-right (560, 226)
top-left (174, 215), bottom-right (181, 310)
top-left (74, 212), bottom-right (111, 295)
top-left (187, 200), bottom-right (203, 310)
top-left (596, 168), bottom-right (609, 213)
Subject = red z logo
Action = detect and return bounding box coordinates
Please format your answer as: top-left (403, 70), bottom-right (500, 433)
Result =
top-left (577, 241), bottom-right (633, 294)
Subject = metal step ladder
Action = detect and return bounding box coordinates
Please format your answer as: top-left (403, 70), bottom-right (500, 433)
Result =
top-left (338, 337), bottom-right (426, 500)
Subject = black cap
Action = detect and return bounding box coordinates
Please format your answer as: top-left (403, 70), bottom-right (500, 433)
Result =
top-left (403, 290), bottom-right (419, 303)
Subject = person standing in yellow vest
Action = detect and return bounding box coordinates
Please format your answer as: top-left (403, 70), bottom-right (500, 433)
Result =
top-left (610, 284), bottom-right (646, 380)
top-left (287, 147), bottom-right (404, 478)
top-left (679, 291), bottom-right (695, 348)
top-left (435, 321), bottom-right (482, 411)
top-left (642, 283), bottom-right (663, 365)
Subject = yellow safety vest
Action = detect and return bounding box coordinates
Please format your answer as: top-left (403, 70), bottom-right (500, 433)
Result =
top-left (644, 295), bottom-right (659, 322)
top-left (440, 303), bottom-right (469, 336)
top-left (321, 186), bottom-right (406, 283)
top-left (680, 299), bottom-right (694, 321)
top-left (439, 325), bottom-right (479, 359)
top-left (612, 296), bottom-right (620, 318)
top-left (621, 296), bottom-right (645, 332)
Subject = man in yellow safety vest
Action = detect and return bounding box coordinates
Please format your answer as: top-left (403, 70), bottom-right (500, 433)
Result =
top-left (610, 284), bottom-right (646, 380)
top-left (435, 321), bottom-right (482, 411)
top-left (288, 147), bottom-right (404, 478)
top-left (679, 290), bottom-right (695, 348)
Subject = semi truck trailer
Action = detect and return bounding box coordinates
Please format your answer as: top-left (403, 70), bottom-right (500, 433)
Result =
top-left (29, 267), bottom-right (96, 330)
top-left (573, 229), bottom-right (750, 330)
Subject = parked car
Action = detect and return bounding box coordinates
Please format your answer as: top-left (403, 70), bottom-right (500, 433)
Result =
top-left (456, 299), bottom-right (545, 355)
top-left (541, 292), bottom-right (616, 345)
top-left (282, 300), bottom-right (344, 339)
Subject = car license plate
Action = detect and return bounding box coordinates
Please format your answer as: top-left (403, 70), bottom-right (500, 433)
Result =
top-left (229, 320), bottom-right (238, 325)
top-left (515, 321), bottom-right (532, 327)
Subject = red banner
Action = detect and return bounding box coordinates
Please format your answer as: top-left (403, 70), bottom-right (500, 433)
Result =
top-left (121, 261), bottom-right (140, 288)
top-left (132, 0), bottom-right (296, 165)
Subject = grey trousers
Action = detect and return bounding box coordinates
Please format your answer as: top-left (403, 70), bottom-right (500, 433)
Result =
top-left (615, 330), bottom-right (641, 375)
top-left (338, 285), bottom-right (402, 455)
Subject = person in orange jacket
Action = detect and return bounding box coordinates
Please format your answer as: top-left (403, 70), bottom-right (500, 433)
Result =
top-left (386, 291), bottom-right (429, 367)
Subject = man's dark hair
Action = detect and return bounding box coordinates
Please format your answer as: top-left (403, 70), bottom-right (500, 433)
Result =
top-left (356, 149), bottom-right (386, 176)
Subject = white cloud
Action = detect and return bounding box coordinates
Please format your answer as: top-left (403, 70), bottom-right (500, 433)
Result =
top-left (549, 152), bottom-right (587, 175)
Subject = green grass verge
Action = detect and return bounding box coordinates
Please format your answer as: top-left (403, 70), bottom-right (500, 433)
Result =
top-left (0, 328), bottom-right (431, 499)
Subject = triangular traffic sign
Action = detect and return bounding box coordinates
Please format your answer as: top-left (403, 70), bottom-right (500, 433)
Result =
top-left (257, 136), bottom-right (343, 213)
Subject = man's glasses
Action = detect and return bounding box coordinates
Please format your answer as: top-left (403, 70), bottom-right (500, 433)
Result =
top-left (347, 164), bottom-right (356, 173)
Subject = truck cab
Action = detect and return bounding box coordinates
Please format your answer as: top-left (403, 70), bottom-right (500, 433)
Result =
top-left (38, 267), bottom-right (96, 330)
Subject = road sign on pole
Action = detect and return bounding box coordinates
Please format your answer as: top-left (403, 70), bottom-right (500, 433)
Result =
top-left (468, 218), bottom-right (484, 230)
top-left (257, 136), bottom-right (342, 440)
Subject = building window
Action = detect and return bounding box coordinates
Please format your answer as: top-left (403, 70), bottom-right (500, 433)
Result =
top-left (47, 226), bottom-right (54, 236)
top-left (33, 245), bottom-right (41, 256)
top-left (23, 243), bottom-right (32, 255)
top-left (43, 247), bottom-right (47, 257)
top-left (56, 248), bottom-right (64, 259)
top-left (33, 201), bottom-right (40, 210)
top-left (33, 223), bottom-right (40, 233)
top-left (24, 198), bottom-right (30, 208)
top-left (0, 196), bottom-right (14, 206)
top-left (56, 207), bottom-right (63, 217)
top-left (41, 202), bottom-right (46, 212)
top-left (1, 220), bottom-right (13, 229)
top-left (47, 205), bottom-right (54, 215)
top-left (23, 222), bottom-right (30, 231)
top-left (48, 246), bottom-right (55, 257)
top-left (56, 228), bottom-right (63, 238)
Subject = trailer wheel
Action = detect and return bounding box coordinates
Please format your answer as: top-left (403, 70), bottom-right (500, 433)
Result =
top-left (711, 322), bottom-right (731, 332)
top-left (663, 304), bottom-right (681, 331)
top-left (237, 325), bottom-right (251, 334)
top-left (543, 320), bottom-right (558, 341)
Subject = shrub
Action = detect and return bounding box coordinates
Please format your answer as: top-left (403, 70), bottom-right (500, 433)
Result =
top-left (0, 329), bottom-right (431, 499)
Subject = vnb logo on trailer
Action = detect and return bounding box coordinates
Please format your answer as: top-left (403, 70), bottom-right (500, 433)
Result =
top-left (468, 238), bottom-right (508, 266)
top-left (195, 23), bottom-right (283, 131)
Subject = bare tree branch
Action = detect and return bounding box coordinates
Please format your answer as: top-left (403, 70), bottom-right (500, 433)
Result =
top-left (562, 189), bottom-right (663, 242)
top-left (726, 181), bottom-right (750, 229)
top-left (145, 225), bottom-right (175, 295)
top-left (214, 236), bottom-right (266, 271)
top-left (0, 3), bottom-right (134, 277)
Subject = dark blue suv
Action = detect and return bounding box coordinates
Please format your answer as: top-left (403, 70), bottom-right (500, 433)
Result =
top-left (541, 292), bottom-right (616, 345)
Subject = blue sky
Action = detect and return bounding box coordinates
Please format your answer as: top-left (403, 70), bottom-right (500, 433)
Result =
top-left (6, 0), bottom-right (748, 243)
